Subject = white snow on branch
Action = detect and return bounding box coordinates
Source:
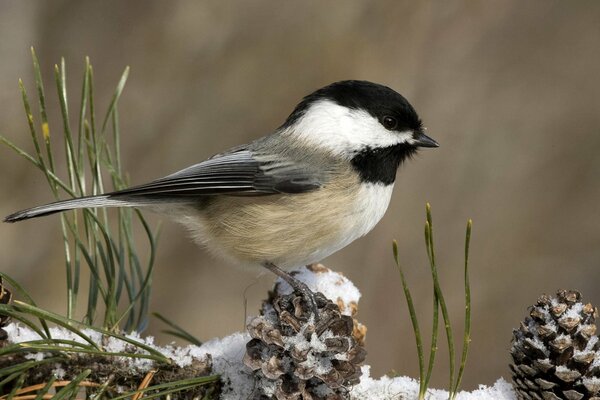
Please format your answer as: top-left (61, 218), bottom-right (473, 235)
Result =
top-left (4, 323), bottom-right (254, 399)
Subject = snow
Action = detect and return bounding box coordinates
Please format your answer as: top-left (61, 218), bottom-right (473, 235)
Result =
top-left (588, 336), bottom-right (600, 353)
top-left (529, 336), bottom-right (551, 357)
top-left (351, 367), bottom-right (516, 400)
top-left (189, 332), bottom-right (256, 399)
top-left (582, 376), bottom-right (600, 393)
top-left (564, 303), bottom-right (583, 319)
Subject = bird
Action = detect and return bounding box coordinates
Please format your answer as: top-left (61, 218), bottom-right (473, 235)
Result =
top-left (4, 80), bottom-right (438, 309)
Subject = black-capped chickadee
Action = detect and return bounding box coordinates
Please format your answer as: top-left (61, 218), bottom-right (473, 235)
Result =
top-left (4, 80), bottom-right (438, 303)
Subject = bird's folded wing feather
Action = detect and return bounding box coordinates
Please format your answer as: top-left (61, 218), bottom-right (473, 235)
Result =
top-left (108, 149), bottom-right (323, 198)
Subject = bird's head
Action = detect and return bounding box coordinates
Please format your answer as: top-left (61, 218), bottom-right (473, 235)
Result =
top-left (281, 80), bottom-right (437, 155)
top-left (280, 80), bottom-right (438, 184)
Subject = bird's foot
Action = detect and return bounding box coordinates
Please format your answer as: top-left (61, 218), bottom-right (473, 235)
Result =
top-left (262, 262), bottom-right (319, 317)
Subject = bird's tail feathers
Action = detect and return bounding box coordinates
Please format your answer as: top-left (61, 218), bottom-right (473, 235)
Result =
top-left (4, 195), bottom-right (139, 223)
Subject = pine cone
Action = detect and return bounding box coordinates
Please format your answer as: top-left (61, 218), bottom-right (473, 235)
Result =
top-left (510, 289), bottom-right (600, 400)
top-left (0, 277), bottom-right (12, 344)
top-left (244, 289), bottom-right (366, 399)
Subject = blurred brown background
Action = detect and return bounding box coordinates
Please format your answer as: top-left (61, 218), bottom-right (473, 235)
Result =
top-left (1, 0), bottom-right (599, 391)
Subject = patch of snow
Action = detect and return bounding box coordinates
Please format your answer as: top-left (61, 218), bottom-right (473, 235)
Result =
top-left (351, 366), bottom-right (516, 400)
top-left (582, 376), bottom-right (600, 392)
top-left (529, 336), bottom-right (550, 357)
top-left (544, 319), bottom-right (558, 333)
top-left (52, 366), bottom-right (66, 379)
top-left (309, 330), bottom-right (330, 352)
top-left (587, 336), bottom-right (599, 352)
top-left (564, 303), bottom-right (583, 319)
top-left (189, 331), bottom-right (255, 400)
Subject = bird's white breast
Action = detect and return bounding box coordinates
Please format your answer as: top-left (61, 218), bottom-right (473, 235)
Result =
top-left (329, 182), bottom-right (394, 255)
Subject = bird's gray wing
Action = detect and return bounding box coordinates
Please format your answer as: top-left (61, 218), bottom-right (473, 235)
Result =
top-left (108, 149), bottom-right (323, 198)
top-left (3, 148), bottom-right (325, 222)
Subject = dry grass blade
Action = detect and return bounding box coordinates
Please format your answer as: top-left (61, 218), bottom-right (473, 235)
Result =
top-left (49, 370), bottom-right (91, 400)
top-left (132, 370), bottom-right (157, 400)
top-left (0, 380), bottom-right (101, 399)
top-left (10, 397), bottom-right (85, 400)
top-left (31, 375), bottom-right (55, 400)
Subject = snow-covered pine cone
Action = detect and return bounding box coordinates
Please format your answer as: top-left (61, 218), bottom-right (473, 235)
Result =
top-left (510, 289), bottom-right (600, 400)
top-left (244, 281), bottom-right (366, 399)
top-left (0, 277), bottom-right (12, 343)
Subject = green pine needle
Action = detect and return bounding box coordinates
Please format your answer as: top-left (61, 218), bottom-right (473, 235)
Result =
top-left (153, 312), bottom-right (203, 346)
top-left (451, 219), bottom-right (473, 398)
top-left (392, 240), bottom-right (426, 398)
top-left (393, 204), bottom-right (474, 399)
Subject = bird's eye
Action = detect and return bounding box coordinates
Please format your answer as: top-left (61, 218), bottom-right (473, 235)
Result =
top-left (382, 116), bottom-right (398, 130)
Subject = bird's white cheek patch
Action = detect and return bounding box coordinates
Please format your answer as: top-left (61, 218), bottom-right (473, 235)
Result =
top-left (289, 100), bottom-right (413, 156)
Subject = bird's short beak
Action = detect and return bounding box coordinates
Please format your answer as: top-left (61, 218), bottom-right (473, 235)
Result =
top-left (413, 131), bottom-right (439, 148)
